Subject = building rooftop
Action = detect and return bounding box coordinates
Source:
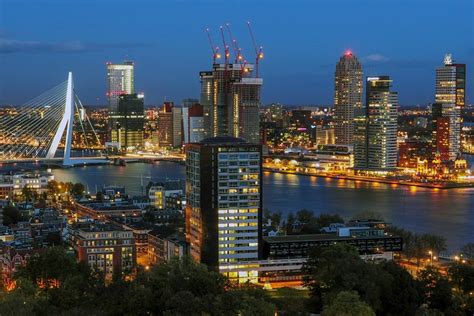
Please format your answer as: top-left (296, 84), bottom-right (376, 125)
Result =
top-left (200, 136), bottom-right (248, 145)
top-left (264, 232), bottom-right (397, 243)
top-left (72, 221), bottom-right (128, 233)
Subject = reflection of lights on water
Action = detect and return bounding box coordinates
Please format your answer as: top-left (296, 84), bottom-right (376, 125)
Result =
top-left (409, 186), bottom-right (417, 193)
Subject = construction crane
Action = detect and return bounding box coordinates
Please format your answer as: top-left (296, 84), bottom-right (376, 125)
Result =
top-left (225, 23), bottom-right (244, 64)
top-left (247, 21), bottom-right (264, 78)
top-left (205, 28), bottom-right (221, 63)
top-left (219, 26), bottom-right (230, 65)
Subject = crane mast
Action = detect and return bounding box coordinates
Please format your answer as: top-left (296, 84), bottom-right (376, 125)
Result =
top-left (247, 21), bottom-right (264, 78)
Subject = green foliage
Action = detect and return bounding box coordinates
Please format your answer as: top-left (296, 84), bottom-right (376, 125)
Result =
top-left (284, 209), bottom-right (344, 234)
top-left (448, 263), bottom-right (474, 293)
top-left (71, 183), bottom-right (86, 197)
top-left (321, 291), bottom-right (375, 316)
top-left (386, 226), bottom-right (447, 266)
top-left (461, 243), bottom-right (474, 259)
top-left (271, 287), bottom-right (309, 315)
top-left (304, 243), bottom-right (424, 315)
top-left (95, 191), bottom-right (104, 202)
top-left (1, 249), bottom-right (277, 315)
top-left (2, 205), bottom-right (21, 226)
top-left (417, 267), bottom-right (453, 312)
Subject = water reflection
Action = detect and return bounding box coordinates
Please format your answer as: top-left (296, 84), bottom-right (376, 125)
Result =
top-left (44, 161), bottom-right (474, 251)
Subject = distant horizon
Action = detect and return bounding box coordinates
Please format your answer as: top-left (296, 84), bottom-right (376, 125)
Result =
top-left (0, 0), bottom-right (472, 106)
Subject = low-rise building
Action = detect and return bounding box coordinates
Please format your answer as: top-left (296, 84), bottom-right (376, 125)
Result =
top-left (148, 227), bottom-right (187, 265)
top-left (263, 227), bottom-right (402, 261)
top-left (147, 180), bottom-right (183, 209)
top-left (12, 172), bottom-right (54, 195)
top-left (69, 221), bottom-right (136, 278)
top-left (0, 243), bottom-right (43, 290)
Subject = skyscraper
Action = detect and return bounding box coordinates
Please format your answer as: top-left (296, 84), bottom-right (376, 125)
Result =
top-left (172, 107), bottom-right (182, 147)
top-left (109, 93), bottom-right (144, 151)
top-left (354, 76), bottom-right (398, 171)
top-left (107, 61), bottom-right (134, 140)
top-left (185, 137), bottom-right (262, 282)
top-left (200, 63), bottom-right (262, 143)
top-left (182, 99), bottom-right (205, 144)
top-left (433, 54), bottom-right (466, 160)
top-left (334, 51), bottom-right (363, 146)
top-left (157, 102), bottom-right (174, 148)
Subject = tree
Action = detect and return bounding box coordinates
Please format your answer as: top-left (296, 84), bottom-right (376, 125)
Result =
top-left (461, 243), bottom-right (474, 259)
top-left (71, 183), bottom-right (85, 197)
top-left (286, 212), bottom-right (295, 233)
top-left (47, 180), bottom-right (59, 195)
top-left (417, 267), bottom-right (453, 312)
top-left (95, 191), bottom-right (104, 202)
top-left (448, 263), bottom-right (474, 294)
top-left (421, 234), bottom-right (447, 256)
top-left (315, 213), bottom-right (344, 228)
top-left (2, 205), bottom-right (21, 226)
top-left (303, 243), bottom-right (385, 312)
top-left (322, 291), bottom-right (375, 316)
top-left (296, 209), bottom-right (314, 224)
top-left (271, 287), bottom-right (309, 315)
top-left (21, 186), bottom-right (34, 204)
top-left (378, 261), bottom-right (422, 315)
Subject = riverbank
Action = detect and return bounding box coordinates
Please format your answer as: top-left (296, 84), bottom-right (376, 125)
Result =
top-left (263, 167), bottom-right (474, 190)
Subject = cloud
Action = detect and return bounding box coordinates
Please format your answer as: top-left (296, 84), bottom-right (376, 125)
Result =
top-left (0, 38), bottom-right (152, 54)
top-left (364, 53), bottom-right (390, 63)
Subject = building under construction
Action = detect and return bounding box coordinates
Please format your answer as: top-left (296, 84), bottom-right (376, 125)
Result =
top-left (200, 23), bottom-right (263, 144)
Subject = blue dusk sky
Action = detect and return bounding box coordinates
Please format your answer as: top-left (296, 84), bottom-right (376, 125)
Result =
top-left (0, 0), bottom-right (473, 106)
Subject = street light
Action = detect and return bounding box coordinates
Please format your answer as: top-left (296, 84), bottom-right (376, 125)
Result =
top-left (428, 250), bottom-right (433, 265)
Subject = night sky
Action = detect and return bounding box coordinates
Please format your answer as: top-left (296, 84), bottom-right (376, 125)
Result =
top-left (0, 0), bottom-right (473, 106)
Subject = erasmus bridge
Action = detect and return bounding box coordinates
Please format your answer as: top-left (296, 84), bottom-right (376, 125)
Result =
top-left (0, 73), bottom-right (105, 166)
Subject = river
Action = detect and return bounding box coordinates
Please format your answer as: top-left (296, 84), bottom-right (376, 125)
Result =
top-left (47, 160), bottom-right (474, 251)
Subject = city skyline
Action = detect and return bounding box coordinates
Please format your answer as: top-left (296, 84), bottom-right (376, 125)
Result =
top-left (0, 0), bottom-right (473, 106)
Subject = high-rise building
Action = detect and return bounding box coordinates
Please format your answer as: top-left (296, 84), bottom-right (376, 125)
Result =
top-left (110, 93), bottom-right (144, 151)
top-left (185, 137), bottom-right (262, 282)
top-left (182, 99), bottom-right (205, 144)
top-left (172, 107), bottom-right (183, 147)
top-left (157, 102), bottom-right (183, 148)
top-left (354, 76), bottom-right (398, 171)
top-left (157, 102), bottom-right (174, 148)
top-left (200, 63), bottom-right (262, 143)
top-left (107, 61), bottom-right (134, 139)
top-left (433, 54), bottom-right (466, 160)
top-left (334, 51), bottom-right (363, 146)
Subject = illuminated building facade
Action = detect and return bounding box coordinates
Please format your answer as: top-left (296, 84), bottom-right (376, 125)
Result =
top-left (110, 94), bottom-right (144, 151)
top-left (354, 76), bottom-right (398, 171)
top-left (185, 137), bottom-right (262, 282)
top-left (172, 107), bottom-right (182, 147)
top-left (434, 54), bottom-right (466, 160)
top-left (107, 61), bottom-right (134, 139)
top-left (157, 102), bottom-right (174, 148)
top-left (70, 222), bottom-right (135, 279)
top-left (334, 51), bottom-right (363, 145)
top-left (182, 100), bottom-right (205, 144)
top-left (200, 64), bottom-right (262, 143)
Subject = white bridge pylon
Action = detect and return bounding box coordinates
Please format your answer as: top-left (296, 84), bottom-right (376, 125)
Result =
top-left (46, 72), bottom-right (74, 165)
top-left (0, 72), bottom-right (103, 166)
